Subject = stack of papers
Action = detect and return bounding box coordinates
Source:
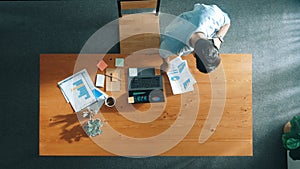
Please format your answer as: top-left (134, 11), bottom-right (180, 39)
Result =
top-left (58, 69), bottom-right (107, 112)
top-left (167, 57), bottom-right (196, 95)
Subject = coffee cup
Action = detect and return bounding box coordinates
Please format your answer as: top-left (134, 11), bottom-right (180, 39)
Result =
top-left (105, 96), bottom-right (116, 107)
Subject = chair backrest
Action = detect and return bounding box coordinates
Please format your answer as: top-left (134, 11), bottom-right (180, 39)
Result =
top-left (117, 0), bottom-right (160, 17)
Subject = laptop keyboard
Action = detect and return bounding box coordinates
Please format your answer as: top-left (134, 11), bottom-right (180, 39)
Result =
top-left (130, 76), bottom-right (161, 89)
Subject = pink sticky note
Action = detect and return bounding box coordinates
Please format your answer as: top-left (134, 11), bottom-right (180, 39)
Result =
top-left (97, 60), bottom-right (108, 71)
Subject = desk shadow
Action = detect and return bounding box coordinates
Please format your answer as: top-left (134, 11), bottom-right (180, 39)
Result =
top-left (49, 114), bottom-right (88, 143)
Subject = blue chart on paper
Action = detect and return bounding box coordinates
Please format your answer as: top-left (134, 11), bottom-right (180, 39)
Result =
top-left (73, 79), bottom-right (91, 99)
top-left (169, 68), bottom-right (178, 75)
top-left (183, 79), bottom-right (191, 89)
top-left (171, 76), bottom-right (180, 81)
top-left (178, 62), bottom-right (186, 73)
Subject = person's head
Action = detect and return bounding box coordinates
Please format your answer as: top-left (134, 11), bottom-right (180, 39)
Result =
top-left (193, 38), bottom-right (221, 73)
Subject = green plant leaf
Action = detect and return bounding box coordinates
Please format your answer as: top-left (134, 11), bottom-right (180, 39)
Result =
top-left (286, 138), bottom-right (300, 150)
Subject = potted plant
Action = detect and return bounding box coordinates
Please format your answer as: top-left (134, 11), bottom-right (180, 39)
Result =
top-left (282, 116), bottom-right (300, 160)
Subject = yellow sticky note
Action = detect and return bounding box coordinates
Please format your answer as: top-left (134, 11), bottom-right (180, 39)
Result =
top-left (128, 97), bottom-right (135, 103)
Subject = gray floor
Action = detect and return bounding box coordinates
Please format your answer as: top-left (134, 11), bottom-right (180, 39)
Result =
top-left (1, 0), bottom-right (300, 169)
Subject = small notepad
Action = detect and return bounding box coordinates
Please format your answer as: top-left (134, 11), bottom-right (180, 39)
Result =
top-left (97, 60), bottom-right (108, 71)
top-left (115, 58), bottom-right (124, 67)
top-left (128, 68), bottom-right (138, 77)
top-left (96, 74), bottom-right (105, 87)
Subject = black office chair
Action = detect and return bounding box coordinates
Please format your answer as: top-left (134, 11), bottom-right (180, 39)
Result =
top-left (117, 0), bottom-right (161, 17)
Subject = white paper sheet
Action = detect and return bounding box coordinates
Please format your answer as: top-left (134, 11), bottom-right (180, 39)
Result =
top-left (58, 69), bottom-right (98, 112)
top-left (96, 74), bottom-right (105, 87)
top-left (167, 57), bottom-right (196, 95)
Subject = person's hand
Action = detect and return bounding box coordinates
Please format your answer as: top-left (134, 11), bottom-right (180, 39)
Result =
top-left (212, 38), bottom-right (222, 50)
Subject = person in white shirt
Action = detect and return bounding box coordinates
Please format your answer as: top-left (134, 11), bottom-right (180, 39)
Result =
top-left (160, 4), bottom-right (230, 73)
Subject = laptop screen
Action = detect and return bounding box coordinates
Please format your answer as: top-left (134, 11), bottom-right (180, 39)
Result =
top-left (138, 67), bottom-right (155, 77)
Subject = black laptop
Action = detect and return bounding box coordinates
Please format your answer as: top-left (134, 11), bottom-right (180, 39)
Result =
top-left (127, 67), bottom-right (165, 104)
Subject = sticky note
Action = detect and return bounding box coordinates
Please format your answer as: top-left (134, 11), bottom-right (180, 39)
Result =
top-left (97, 60), bottom-right (108, 71)
top-left (128, 68), bottom-right (138, 77)
top-left (96, 74), bottom-right (105, 87)
top-left (128, 97), bottom-right (135, 103)
top-left (115, 58), bottom-right (124, 67)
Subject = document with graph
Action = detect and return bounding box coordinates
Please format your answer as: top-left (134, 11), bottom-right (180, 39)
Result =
top-left (167, 57), bottom-right (196, 95)
top-left (58, 69), bottom-right (106, 112)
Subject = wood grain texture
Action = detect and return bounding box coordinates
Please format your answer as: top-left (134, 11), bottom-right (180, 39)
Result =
top-left (40, 53), bottom-right (252, 156)
top-left (121, 0), bottom-right (158, 10)
top-left (119, 13), bottom-right (160, 54)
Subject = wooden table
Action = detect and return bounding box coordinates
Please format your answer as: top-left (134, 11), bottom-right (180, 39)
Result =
top-left (40, 53), bottom-right (252, 156)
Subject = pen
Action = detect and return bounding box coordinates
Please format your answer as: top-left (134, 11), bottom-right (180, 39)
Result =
top-left (104, 74), bottom-right (121, 81)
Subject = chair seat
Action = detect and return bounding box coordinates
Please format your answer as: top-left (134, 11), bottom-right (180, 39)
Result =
top-left (118, 0), bottom-right (160, 17)
top-left (119, 13), bottom-right (160, 54)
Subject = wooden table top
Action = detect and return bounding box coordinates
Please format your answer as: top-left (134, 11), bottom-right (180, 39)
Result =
top-left (40, 53), bottom-right (252, 156)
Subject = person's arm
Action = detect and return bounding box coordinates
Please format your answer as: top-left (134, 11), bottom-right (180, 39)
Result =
top-left (160, 57), bottom-right (169, 72)
top-left (216, 23), bottom-right (230, 38)
top-left (213, 24), bottom-right (230, 49)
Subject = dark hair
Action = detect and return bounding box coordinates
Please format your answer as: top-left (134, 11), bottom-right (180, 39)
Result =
top-left (193, 39), bottom-right (221, 73)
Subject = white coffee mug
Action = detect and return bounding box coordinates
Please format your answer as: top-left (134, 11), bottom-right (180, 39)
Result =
top-left (105, 96), bottom-right (116, 107)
